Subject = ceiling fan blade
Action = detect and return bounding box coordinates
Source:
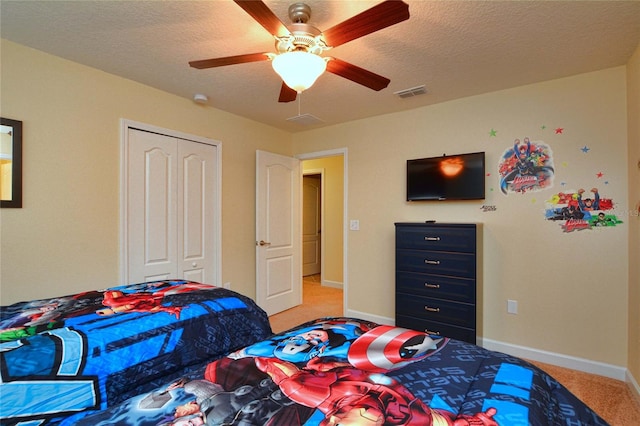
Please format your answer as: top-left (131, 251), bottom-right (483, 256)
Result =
top-left (278, 82), bottom-right (298, 103)
top-left (322, 0), bottom-right (410, 48)
top-left (189, 52), bottom-right (270, 69)
top-left (326, 57), bottom-right (390, 91)
top-left (233, 0), bottom-right (291, 38)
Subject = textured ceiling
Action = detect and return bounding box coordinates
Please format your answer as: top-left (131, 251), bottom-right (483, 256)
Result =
top-left (2, 1), bottom-right (639, 133)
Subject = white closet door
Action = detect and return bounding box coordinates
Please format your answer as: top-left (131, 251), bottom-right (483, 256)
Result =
top-left (178, 140), bottom-right (217, 283)
top-left (127, 129), bottom-right (178, 282)
top-left (126, 127), bottom-right (218, 284)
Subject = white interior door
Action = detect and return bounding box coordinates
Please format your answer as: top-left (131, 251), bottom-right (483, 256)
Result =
top-left (124, 124), bottom-right (219, 285)
top-left (256, 150), bottom-right (301, 315)
top-left (302, 174), bottom-right (321, 276)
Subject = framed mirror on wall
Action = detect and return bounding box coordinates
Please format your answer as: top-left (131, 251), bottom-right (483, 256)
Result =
top-left (1, 117), bottom-right (23, 208)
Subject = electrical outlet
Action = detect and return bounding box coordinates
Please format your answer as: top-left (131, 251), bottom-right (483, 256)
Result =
top-left (349, 219), bottom-right (360, 231)
top-left (507, 299), bottom-right (518, 314)
top-left (223, 282), bottom-right (231, 289)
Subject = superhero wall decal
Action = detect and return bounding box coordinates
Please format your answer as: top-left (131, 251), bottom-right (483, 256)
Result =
top-left (544, 188), bottom-right (622, 232)
top-left (495, 132), bottom-right (623, 233)
top-left (498, 137), bottom-right (555, 194)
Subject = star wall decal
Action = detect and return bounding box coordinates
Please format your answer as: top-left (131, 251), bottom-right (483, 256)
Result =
top-left (489, 128), bottom-right (497, 137)
top-left (555, 128), bottom-right (564, 134)
top-left (541, 125), bottom-right (547, 130)
top-left (597, 172), bottom-right (604, 178)
top-left (581, 146), bottom-right (590, 153)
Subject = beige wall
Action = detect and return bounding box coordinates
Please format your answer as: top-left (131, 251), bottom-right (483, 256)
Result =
top-left (293, 67), bottom-right (630, 367)
top-left (627, 43), bottom-right (640, 381)
top-left (302, 156), bottom-right (344, 286)
top-left (0, 39), bottom-right (291, 303)
top-left (1, 38), bottom-right (636, 375)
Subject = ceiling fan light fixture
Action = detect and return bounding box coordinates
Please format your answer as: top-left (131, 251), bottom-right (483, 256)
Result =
top-left (272, 51), bottom-right (327, 93)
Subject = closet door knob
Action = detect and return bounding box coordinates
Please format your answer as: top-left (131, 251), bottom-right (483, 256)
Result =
top-left (257, 240), bottom-right (271, 246)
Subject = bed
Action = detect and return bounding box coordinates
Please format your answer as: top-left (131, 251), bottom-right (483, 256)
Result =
top-left (0, 279), bottom-right (273, 425)
top-left (73, 316), bottom-right (608, 426)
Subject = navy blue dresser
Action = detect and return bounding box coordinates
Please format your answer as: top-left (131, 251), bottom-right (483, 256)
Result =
top-left (395, 222), bottom-right (478, 344)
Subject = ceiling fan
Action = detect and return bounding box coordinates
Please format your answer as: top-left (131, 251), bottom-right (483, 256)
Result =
top-left (189, 0), bottom-right (410, 102)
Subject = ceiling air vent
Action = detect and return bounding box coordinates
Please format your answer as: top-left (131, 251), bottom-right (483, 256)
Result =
top-left (286, 113), bottom-right (324, 126)
top-left (394, 85), bottom-right (427, 99)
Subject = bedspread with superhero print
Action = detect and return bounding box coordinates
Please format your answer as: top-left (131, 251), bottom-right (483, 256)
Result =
top-left (73, 317), bottom-right (608, 426)
top-left (0, 280), bottom-right (272, 425)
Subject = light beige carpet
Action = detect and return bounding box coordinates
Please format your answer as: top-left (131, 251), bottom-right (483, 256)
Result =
top-left (269, 275), bottom-right (343, 334)
top-left (529, 360), bottom-right (640, 425)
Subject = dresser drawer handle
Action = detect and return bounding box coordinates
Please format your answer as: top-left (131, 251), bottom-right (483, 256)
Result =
top-left (425, 306), bottom-right (440, 313)
top-left (425, 329), bottom-right (441, 335)
top-left (424, 260), bottom-right (441, 265)
top-left (425, 283), bottom-right (440, 289)
top-left (424, 236), bottom-right (441, 241)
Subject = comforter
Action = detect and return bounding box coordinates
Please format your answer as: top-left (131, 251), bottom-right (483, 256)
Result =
top-left (0, 280), bottom-right (272, 425)
top-left (74, 316), bottom-right (608, 425)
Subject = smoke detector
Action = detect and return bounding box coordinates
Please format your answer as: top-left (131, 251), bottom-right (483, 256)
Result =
top-left (193, 93), bottom-right (209, 104)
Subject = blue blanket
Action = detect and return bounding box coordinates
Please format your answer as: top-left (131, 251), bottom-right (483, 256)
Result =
top-left (0, 280), bottom-right (272, 425)
top-left (72, 317), bottom-right (608, 425)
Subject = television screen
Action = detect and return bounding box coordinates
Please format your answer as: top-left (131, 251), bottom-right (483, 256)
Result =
top-left (406, 152), bottom-right (485, 201)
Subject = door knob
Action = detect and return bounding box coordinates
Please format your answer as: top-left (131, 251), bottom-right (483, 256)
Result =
top-left (257, 240), bottom-right (271, 246)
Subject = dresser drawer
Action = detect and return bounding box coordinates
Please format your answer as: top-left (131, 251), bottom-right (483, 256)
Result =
top-left (396, 293), bottom-right (475, 328)
top-left (396, 271), bottom-right (475, 303)
top-left (396, 249), bottom-right (475, 278)
top-left (396, 225), bottom-right (476, 252)
top-left (396, 314), bottom-right (476, 344)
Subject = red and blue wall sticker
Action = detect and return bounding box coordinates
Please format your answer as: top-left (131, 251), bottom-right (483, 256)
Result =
top-left (498, 137), bottom-right (555, 194)
top-left (490, 128), bottom-right (624, 232)
top-left (542, 138), bottom-right (623, 232)
top-left (544, 188), bottom-right (622, 232)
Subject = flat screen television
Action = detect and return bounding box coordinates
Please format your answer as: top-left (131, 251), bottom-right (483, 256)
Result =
top-left (406, 152), bottom-right (485, 201)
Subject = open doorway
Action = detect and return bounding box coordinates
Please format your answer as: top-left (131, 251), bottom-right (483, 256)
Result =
top-left (269, 151), bottom-right (346, 333)
top-left (301, 154), bottom-right (344, 315)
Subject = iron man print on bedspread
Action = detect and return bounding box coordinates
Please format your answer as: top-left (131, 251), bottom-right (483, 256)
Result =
top-left (86, 318), bottom-right (501, 426)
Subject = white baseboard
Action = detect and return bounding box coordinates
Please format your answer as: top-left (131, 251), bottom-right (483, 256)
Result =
top-left (344, 309), bottom-right (394, 326)
top-left (321, 279), bottom-right (343, 290)
top-left (627, 369), bottom-right (640, 402)
top-left (480, 337), bottom-right (627, 381)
